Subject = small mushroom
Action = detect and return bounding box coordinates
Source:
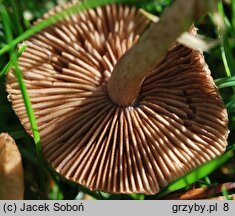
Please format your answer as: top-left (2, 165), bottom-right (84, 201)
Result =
top-left (0, 133), bottom-right (24, 199)
top-left (6, 2), bottom-right (228, 195)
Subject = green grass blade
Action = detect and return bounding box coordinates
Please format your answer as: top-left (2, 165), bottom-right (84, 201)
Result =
top-left (9, 0), bottom-right (24, 34)
top-left (227, 144), bottom-right (235, 153)
top-left (220, 34), bottom-right (235, 77)
top-left (14, 56), bottom-right (46, 189)
top-left (215, 76), bottom-right (235, 89)
top-left (217, 1), bottom-right (235, 78)
top-left (222, 186), bottom-right (233, 200)
top-left (0, 5), bottom-right (46, 192)
top-left (0, 5), bottom-right (13, 42)
top-left (154, 150), bottom-right (234, 199)
top-left (226, 100), bottom-right (235, 114)
top-left (232, 0), bottom-right (235, 28)
top-left (0, 44), bottom-right (27, 77)
top-left (217, 0), bottom-right (231, 29)
top-left (129, 193), bottom-right (145, 200)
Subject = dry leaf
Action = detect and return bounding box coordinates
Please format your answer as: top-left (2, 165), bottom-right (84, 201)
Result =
top-left (164, 182), bottom-right (235, 200)
top-left (0, 133), bottom-right (24, 200)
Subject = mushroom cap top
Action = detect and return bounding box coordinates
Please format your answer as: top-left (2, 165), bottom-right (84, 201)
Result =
top-left (7, 3), bottom-right (228, 195)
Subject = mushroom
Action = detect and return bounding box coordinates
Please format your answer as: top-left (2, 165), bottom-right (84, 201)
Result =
top-left (0, 133), bottom-right (24, 199)
top-left (6, 2), bottom-right (228, 195)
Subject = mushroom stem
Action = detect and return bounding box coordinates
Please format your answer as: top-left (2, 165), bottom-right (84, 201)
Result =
top-left (107, 0), bottom-right (213, 107)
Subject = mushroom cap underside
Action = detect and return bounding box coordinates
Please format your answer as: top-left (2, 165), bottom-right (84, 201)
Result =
top-left (6, 3), bottom-right (228, 194)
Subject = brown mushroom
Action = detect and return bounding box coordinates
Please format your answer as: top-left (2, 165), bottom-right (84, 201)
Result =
top-left (6, 2), bottom-right (228, 195)
top-left (0, 133), bottom-right (24, 199)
